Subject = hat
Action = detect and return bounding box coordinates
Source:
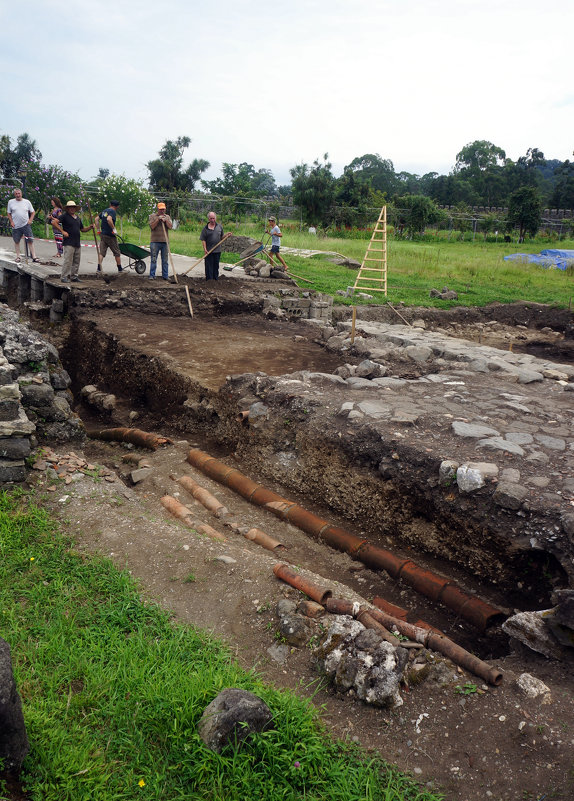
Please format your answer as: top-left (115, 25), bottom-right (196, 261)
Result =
top-left (66, 200), bottom-right (78, 207)
top-left (157, 202), bottom-right (166, 209)
top-left (110, 200), bottom-right (120, 207)
top-left (268, 216), bottom-right (276, 222)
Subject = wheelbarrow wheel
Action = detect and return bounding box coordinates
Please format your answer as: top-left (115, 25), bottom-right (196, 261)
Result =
top-left (134, 260), bottom-right (147, 275)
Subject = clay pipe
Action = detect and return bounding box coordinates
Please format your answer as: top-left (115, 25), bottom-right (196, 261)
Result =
top-left (366, 606), bottom-right (503, 686)
top-left (173, 474), bottom-right (229, 518)
top-left (273, 563), bottom-right (332, 605)
top-left (160, 495), bottom-right (226, 542)
top-left (87, 427), bottom-right (171, 450)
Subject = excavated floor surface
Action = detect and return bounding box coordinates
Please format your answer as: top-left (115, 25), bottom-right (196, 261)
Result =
top-left (7, 279), bottom-right (574, 801)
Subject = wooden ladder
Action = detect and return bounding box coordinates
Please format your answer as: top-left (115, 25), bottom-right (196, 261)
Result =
top-left (352, 206), bottom-right (387, 296)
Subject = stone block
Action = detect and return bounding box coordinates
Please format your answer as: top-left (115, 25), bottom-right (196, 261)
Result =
top-left (0, 459), bottom-right (27, 482)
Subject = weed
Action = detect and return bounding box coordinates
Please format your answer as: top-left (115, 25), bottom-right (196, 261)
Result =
top-left (183, 572), bottom-right (196, 583)
top-left (455, 682), bottom-right (478, 695)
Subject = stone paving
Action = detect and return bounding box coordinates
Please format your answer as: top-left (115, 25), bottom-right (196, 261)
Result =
top-left (247, 314), bottom-right (574, 583)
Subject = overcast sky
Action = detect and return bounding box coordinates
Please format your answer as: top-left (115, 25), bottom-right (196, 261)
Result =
top-left (1, 0), bottom-right (572, 189)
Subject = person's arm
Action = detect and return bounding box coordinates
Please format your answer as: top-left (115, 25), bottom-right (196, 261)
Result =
top-left (149, 214), bottom-right (160, 230)
top-left (81, 224), bottom-right (94, 233)
top-left (28, 203), bottom-right (36, 224)
top-left (200, 228), bottom-right (208, 253)
top-left (163, 215), bottom-right (173, 230)
top-left (106, 214), bottom-right (117, 234)
top-left (7, 202), bottom-right (14, 227)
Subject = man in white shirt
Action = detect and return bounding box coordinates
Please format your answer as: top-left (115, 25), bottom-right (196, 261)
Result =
top-left (6, 189), bottom-right (39, 263)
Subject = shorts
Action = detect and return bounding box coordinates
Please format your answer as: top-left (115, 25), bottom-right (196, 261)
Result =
top-left (12, 224), bottom-right (34, 243)
top-left (271, 245), bottom-right (280, 254)
top-left (100, 234), bottom-right (121, 258)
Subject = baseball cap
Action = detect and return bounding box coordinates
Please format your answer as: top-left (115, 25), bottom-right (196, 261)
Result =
top-left (268, 216), bottom-right (276, 221)
top-left (66, 200), bottom-right (78, 207)
top-left (110, 200), bottom-right (120, 207)
top-left (157, 202), bottom-right (166, 209)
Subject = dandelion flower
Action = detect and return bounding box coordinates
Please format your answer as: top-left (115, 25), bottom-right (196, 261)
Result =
top-left (138, 779), bottom-right (145, 788)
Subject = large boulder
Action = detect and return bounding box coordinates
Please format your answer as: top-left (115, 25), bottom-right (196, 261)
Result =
top-left (0, 638), bottom-right (29, 772)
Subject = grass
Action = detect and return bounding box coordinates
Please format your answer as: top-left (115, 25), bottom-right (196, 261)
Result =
top-left (94, 220), bottom-right (574, 311)
top-left (0, 489), bottom-right (443, 801)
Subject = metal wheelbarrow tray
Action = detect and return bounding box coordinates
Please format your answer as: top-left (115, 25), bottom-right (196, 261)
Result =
top-left (117, 237), bottom-right (150, 274)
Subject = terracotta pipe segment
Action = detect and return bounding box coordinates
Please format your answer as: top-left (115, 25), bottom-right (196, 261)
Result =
top-left (88, 427), bottom-right (171, 450)
top-left (175, 475), bottom-right (229, 518)
top-left (367, 606), bottom-right (503, 686)
top-left (186, 448), bottom-right (505, 631)
top-left (236, 410), bottom-right (250, 422)
top-left (356, 609), bottom-right (412, 647)
top-left (273, 563), bottom-right (332, 605)
top-left (160, 496), bottom-right (226, 542)
top-left (244, 528), bottom-right (286, 553)
top-left (373, 596), bottom-right (445, 635)
top-left (325, 598), bottom-right (420, 649)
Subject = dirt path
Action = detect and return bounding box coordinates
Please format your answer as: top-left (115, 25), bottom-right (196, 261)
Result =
top-left (29, 437), bottom-right (574, 801)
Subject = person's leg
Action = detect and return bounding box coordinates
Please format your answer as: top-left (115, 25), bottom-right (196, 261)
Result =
top-left (70, 247), bottom-right (81, 279)
top-left (61, 246), bottom-right (73, 280)
top-left (149, 242), bottom-right (158, 278)
top-left (99, 237), bottom-right (109, 265)
top-left (160, 243), bottom-right (169, 280)
top-left (54, 232), bottom-right (63, 256)
top-left (109, 236), bottom-right (122, 271)
top-left (12, 228), bottom-right (22, 259)
top-left (204, 253), bottom-right (213, 280)
top-left (212, 252), bottom-right (221, 280)
top-left (277, 251), bottom-right (288, 270)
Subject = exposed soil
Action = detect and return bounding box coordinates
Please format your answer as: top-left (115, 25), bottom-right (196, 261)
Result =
top-left (6, 283), bottom-right (574, 801)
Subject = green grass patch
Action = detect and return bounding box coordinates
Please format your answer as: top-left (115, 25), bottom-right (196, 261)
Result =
top-left (0, 490), bottom-right (443, 801)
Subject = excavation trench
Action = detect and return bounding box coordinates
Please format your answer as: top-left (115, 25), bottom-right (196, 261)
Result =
top-left (53, 301), bottom-right (568, 651)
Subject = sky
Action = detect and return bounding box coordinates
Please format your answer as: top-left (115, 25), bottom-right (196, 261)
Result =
top-left (1, 0), bottom-right (573, 189)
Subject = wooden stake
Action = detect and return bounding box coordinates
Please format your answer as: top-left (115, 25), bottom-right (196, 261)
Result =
top-left (184, 285), bottom-right (193, 318)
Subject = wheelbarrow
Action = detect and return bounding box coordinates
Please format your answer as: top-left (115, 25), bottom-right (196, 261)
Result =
top-left (117, 236), bottom-right (150, 274)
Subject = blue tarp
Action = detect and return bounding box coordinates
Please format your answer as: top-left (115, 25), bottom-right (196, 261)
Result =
top-left (504, 249), bottom-right (574, 271)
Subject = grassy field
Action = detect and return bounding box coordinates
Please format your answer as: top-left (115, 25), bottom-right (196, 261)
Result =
top-left (0, 490), bottom-right (443, 801)
top-left (111, 220), bottom-right (574, 310)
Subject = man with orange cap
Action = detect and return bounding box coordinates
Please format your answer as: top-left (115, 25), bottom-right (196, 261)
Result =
top-left (148, 202), bottom-right (173, 280)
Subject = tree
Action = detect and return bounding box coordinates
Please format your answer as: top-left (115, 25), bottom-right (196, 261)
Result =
top-left (290, 154), bottom-right (335, 226)
top-left (507, 186), bottom-right (542, 242)
top-left (393, 194), bottom-right (442, 235)
top-left (550, 161), bottom-right (574, 209)
top-left (92, 174), bottom-right (156, 223)
top-left (345, 153), bottom-right (399, 196)
top-left (0, 133), bottom-right (42, 181)
top-left (202, 163), bottom-right (276, 197)
top-left (455, 140), bottom-right (506, 174)
top-left (147, 136), bottom-right (209, 192)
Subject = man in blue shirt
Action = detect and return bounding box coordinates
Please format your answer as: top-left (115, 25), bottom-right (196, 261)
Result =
top-left (266, 216), bottom-right (288, 271)
top-left (98, 200), bottom-right (123, 272)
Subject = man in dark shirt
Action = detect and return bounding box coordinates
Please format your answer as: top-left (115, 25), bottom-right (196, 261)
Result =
top-left (199, 211), bottom-right (225, 280)
top-left (54, 200), bottom-right (94, 283)
top-left (98, 199), bottom-right (123, 272)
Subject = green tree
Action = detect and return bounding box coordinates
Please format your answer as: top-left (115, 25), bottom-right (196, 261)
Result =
top-left (455, 140), bottom-right (506, 174)
top-left (0, 132), bottom-right (42, 180)
top-left (550, 161), bottom-right (574, 209)
top-left (507, 186), bottom-right (542, 242)
top-left (92, 174), bottom-right (156, 223)
top-left (202, 163), bottom-right (276, 197)
top-left (345, 153), bottom-right (399, 196)
top-left (394, 194), bottom-right (443, 235)
top-left (290, 154), bottom-right (335, 226)
top-left (147, 136), bottom-right (209, 192)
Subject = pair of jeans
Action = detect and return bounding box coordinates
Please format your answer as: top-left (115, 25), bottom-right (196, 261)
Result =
top-left (149, 241), bottom-right (168, 278)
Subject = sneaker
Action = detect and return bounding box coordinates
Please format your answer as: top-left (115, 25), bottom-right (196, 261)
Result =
top-left (117, 266), bottom-right (123, 272)
top-left (148, 276), bottom-right (155, 280)
top-left (70, 277), bottom-right (81, 282)
top-left (61, 277), bottom-right (70, 283)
